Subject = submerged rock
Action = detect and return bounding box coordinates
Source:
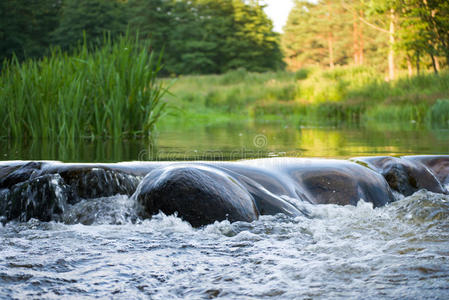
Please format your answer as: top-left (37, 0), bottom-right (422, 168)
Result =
top-left (403, 155), bottom-right (449, 192)
top-left (241, 158), bottom-right (395, 207)
top-left (0, 162), bottom-right (43, 189)
top-left (53, 167), bottom-right (141, 203)
top-left (352, 156), bottom-right (446, 196)
top-left (133, 164), bottom-right (259, 227)
top-left (0, 174), bottom-right (69, 223)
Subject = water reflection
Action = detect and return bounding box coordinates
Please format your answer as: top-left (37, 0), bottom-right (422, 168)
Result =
top-left (1, 120), bottom-right (448, 162)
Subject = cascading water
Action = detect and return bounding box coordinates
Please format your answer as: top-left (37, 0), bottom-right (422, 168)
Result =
top-left (1, 158), bottom-right (448, 299)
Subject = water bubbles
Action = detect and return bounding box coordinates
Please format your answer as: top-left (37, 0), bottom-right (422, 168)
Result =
top-left (1, 191), bottom-right (449, 298)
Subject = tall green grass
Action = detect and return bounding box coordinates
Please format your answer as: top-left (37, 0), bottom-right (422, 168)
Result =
top-left (0, 34), bottom-right (168, 140)
top-left (165, 70), bottom-right (297, 114)
top-left (161, 65), bottom-right (449, 127)
top-left (429, 99), bottom-right (449, 127)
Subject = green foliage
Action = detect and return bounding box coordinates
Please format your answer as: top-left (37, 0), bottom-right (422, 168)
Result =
top-left (364, 104), bottom-right (429, 123)
top-left (298, 66), bottom-right (382, 103)
top-left (164, 67), bottom-right (449, 128)
top-left (52, 0), bottom-right (127, 51)
top-left (166, 71), bottom-right (297, 114)
top-left (295, 68), bottom-right (310, 80)
top-left (128, 0), bottom-right (284, 75)
top-left (0, 34), bottom-right (168, 139)
top-left (429, 99), bottom-right (449, 127)
top-left (0, 0), bottom-right (61, 62)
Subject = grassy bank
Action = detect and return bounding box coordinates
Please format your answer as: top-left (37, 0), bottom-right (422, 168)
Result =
top-left (0, 34), bottom-right (168, 140)
top-left (165, 66), bottom-right (449, 127)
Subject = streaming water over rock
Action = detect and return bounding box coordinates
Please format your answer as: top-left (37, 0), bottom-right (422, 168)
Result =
top-left (1, 191), bottom-right (448, 299)
top-left (1, 157), bottom-right (448, 298)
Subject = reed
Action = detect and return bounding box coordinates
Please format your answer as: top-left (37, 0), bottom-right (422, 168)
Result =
top-left (429, 99), bottom-right (449, 127)
top-left (0, 33), bottom-right (168, 139)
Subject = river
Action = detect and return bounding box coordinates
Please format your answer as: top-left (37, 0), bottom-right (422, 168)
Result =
top-left (1, 120), bottom-right (448, 299)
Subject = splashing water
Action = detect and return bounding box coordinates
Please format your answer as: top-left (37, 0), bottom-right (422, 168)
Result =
top-left (1, 190), bottom-right (448, 299)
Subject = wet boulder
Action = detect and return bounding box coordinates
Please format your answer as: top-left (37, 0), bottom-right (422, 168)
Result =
top-left (212, 163), bottom-right (306, 217)
top-left (133, 164), bottom-right (259, 227)
top-left (352, 156), bottom-right (445, 196)
top-left (38, 165), bottom-right (141, 203)
top-left (242, 158), bottom-right (396, 207)
top-left (0, 174), bottom-right (69, 223)
top-left (402, 155), bottom-right (449, 192)
top-left (0, 161), bottom-right (43, 189)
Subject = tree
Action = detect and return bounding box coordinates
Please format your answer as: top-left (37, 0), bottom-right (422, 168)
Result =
top-left (282, 0), bottom-right (354, 70)
top-left (128, 0), bottom-right (283, 75)
top-left (0, 0), bottom-right (61, 62)
top-left (52, 0), bottom-right (127, 51)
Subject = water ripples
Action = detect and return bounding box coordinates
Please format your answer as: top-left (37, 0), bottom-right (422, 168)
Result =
top-left (1, 190), bottom-right (449, 299)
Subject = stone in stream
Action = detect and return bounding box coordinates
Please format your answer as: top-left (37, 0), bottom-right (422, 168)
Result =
top-left (0, 161), bottom-right (43, 189)
top-left (133, 164), bottom-right (259, 227)
top-left (49, 167), bottom-right (141, 203)
top-left (239, 158), bottom-right (396, 208)
top-left (0, 174), bottom-right (69, 223)
top-left (351, 156), bottom-right (446, 196)
top-left (402, 155), bottom-right (449, 192)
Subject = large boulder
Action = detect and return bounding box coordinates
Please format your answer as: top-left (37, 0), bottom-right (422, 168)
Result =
top-left (133, 164), bottom-right (259, 227)
top-left (351, 156), bottom-right (446, 196)
top-left (0, 161), bottom-right (43, 189)
top-left (0, 174), bottom-right (69, 223)
top-left (402, 155), bottom-right (449, 192)
top-left (241, 158), bottom-right (395, 207)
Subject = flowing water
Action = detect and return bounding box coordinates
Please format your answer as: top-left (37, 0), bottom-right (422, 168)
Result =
top-left (1, 121), bottom-right (449, 299)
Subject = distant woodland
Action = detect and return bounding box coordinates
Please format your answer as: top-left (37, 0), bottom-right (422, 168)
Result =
top-left (283, 0), bottom-right (449, 79)
top-left (1, 0), bottom-right (448, 77)
top-left (0, 0), bottom-right (283, 74)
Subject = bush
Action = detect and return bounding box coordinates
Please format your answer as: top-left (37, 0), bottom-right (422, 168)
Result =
top-left (429, 99), bottom-right (449, 127)
top-left (295, 68), bottom-right (309, 80)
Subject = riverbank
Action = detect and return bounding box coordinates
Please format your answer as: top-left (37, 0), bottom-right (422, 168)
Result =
top-left (163, 67), bottom-right (449, 127)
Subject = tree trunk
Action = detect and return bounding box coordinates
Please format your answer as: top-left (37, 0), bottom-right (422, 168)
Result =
top-left (359, 10), bottom-right (364, 65)
top-left (406, 54), bottom-right (413, 77)
top-left (430, 52), bottom-right (438, 74)
top-left (388, 8), bottom-right (395, 81)
top-left (416, 50), bottom-right (420, 76)
top-left (353, 10), bottom-right (359, 65)
top-left (328, 33), bottom-right (335, 69)
top-left (435, 56), bottom-right (440, 72)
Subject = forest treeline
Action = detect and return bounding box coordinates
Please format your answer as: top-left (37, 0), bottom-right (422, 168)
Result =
top-left (283, 0), bottom-right (449, 79)
top-left (1, 0), bottom-right (448, 77)
top-left (0, 0), bottom-right (283, 75)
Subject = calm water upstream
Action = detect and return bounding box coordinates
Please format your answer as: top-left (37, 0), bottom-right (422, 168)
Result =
top-left (1, 120), bottom-right (449, 162)
top-left (1, 120), bottom-right (449, 299)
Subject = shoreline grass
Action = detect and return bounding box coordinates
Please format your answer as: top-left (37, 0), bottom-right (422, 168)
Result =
top-left (164, 66), bottom-right (449, 127)
top-left (0, 34), bottom-right (168, 140)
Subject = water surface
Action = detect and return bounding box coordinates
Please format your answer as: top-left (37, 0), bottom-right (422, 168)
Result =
top-left (1, 120), bottom-right (448, 299)
top-left (1, 191), bottom-right (448, 299)
top-left (1, 120), bottom-right (448, 162)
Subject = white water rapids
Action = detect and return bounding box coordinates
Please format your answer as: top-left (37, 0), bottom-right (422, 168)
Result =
top-left (1, 190), bottom-right (448, 299)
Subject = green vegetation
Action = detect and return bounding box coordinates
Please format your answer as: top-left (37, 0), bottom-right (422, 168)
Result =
top-left (1, 0), bottom-right (283, 75)
top-left (1, 0), bottom-right (449, 139)
top-left (165, 67), bottom-right (449, 127)
top-left (283, 0), bottom-right (449, 80)
top-left (0, 34), bottom-right (167, 139)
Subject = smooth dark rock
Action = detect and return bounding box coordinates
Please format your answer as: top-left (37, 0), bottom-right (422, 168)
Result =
top-left (244, 158), bottom-right (395, 207)
top-left (133, 164), bottom-right (259, 227)
top-left (0, 162), bottom-right (43, 189)
top-left (352, 156), bottom-right (445, 196)
top-left (37, 164), bottom-right (141, 202)
top-left (403, 155), bottom-right (449, 191)
top-left (206, 164), bottom-right (304, 217)
top-left (0, 174), bottom-right (69, 222)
